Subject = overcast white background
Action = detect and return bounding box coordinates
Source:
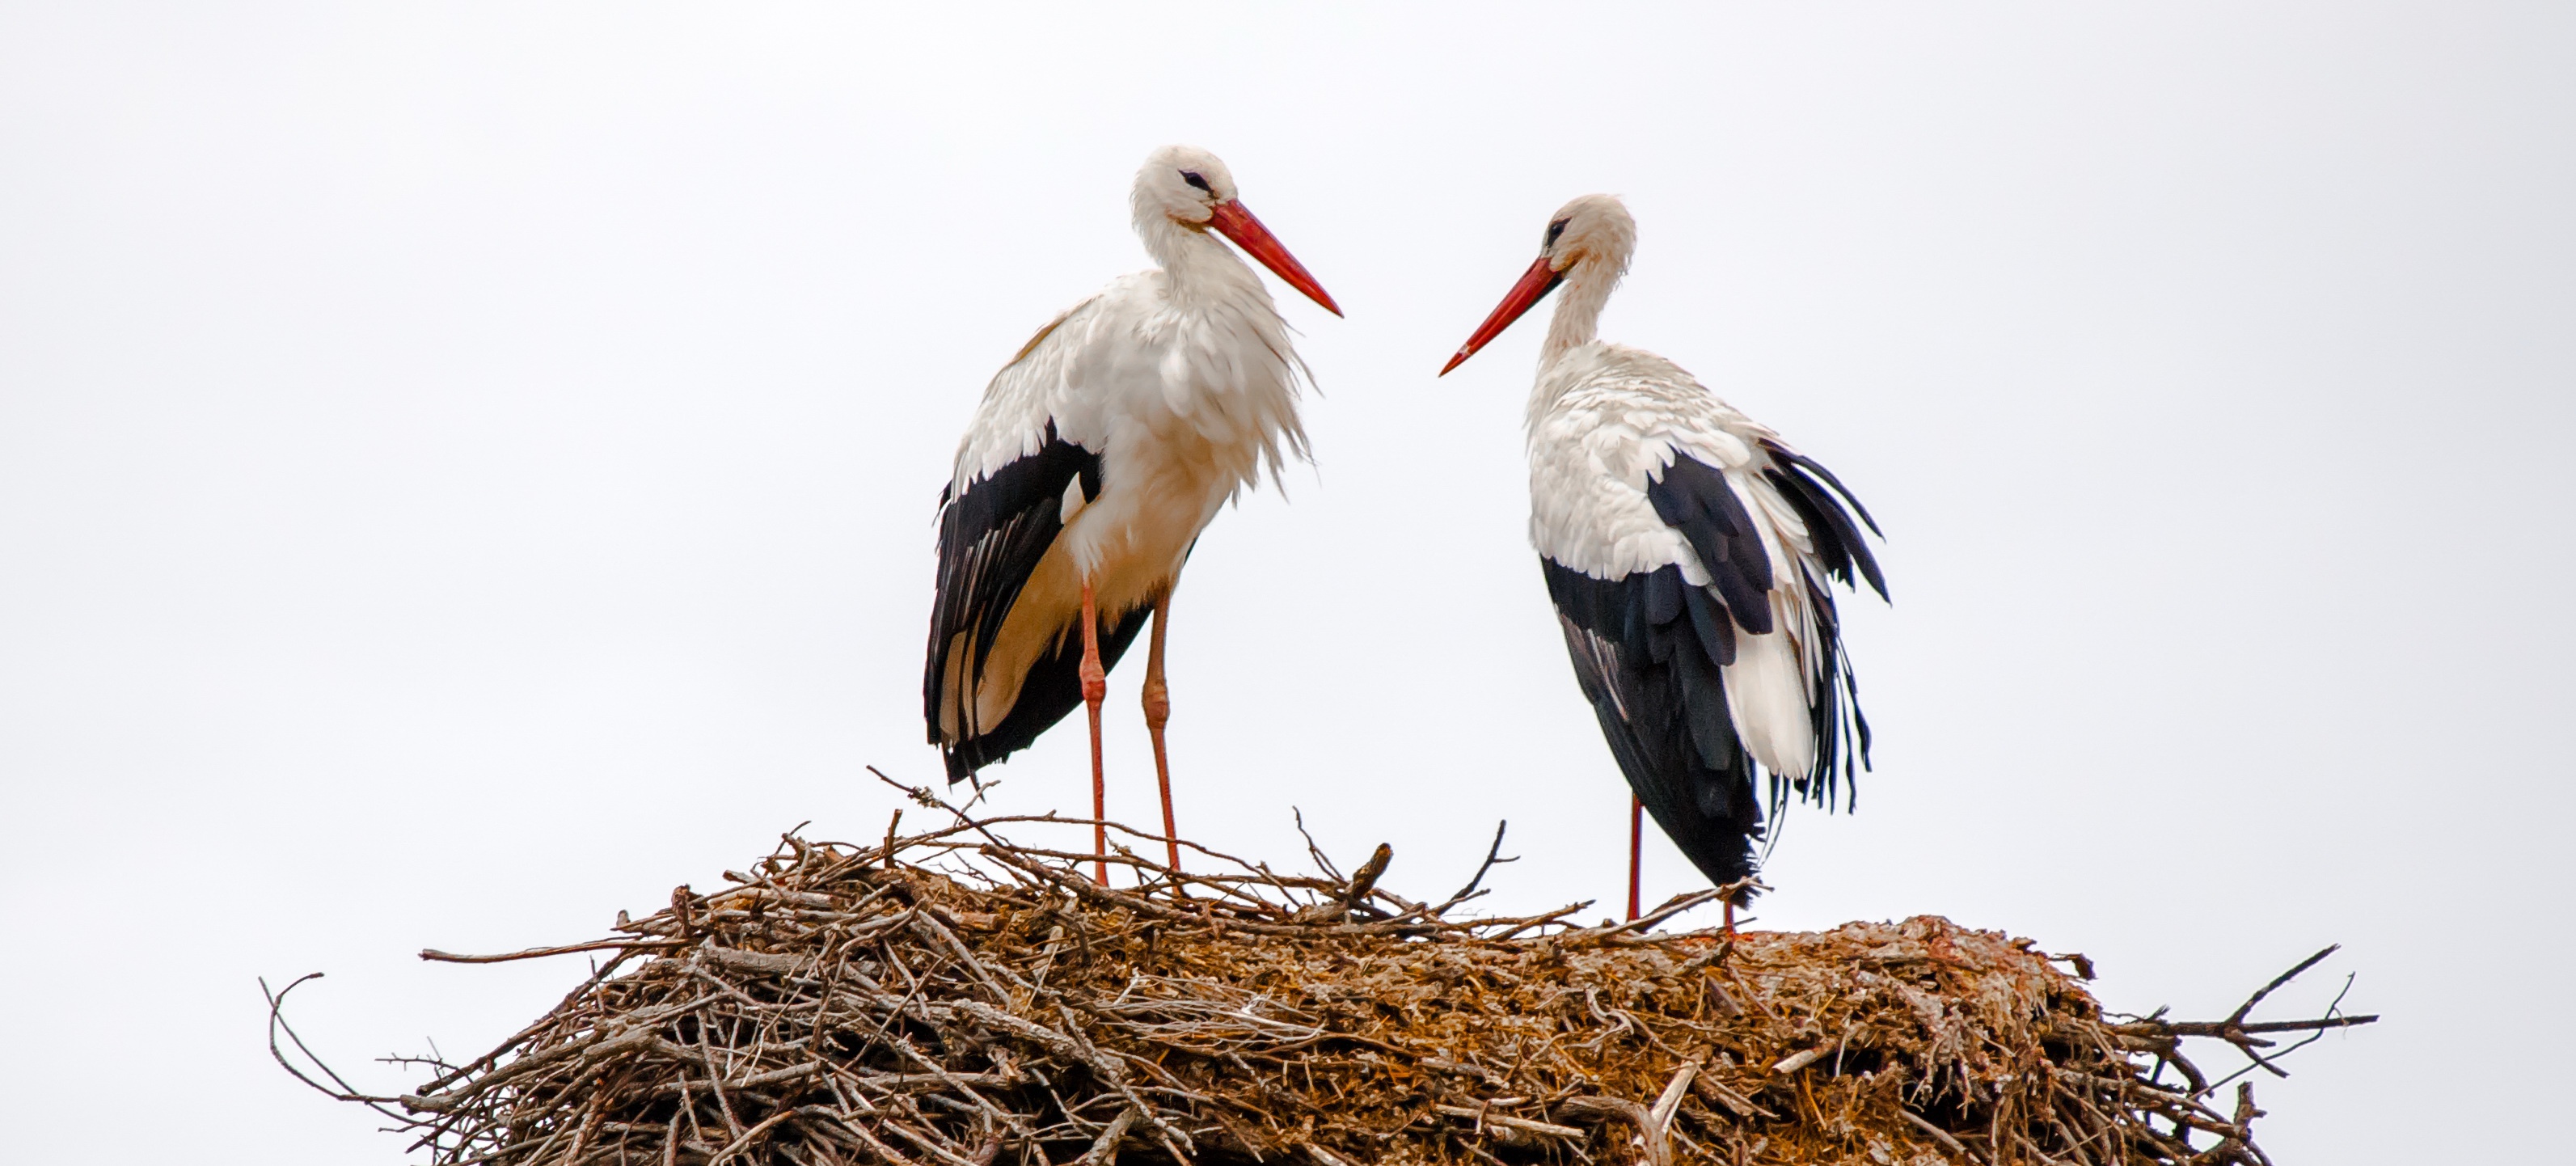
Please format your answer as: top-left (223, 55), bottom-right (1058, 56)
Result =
top-left (3, 3), bottom-right (2570, 1162)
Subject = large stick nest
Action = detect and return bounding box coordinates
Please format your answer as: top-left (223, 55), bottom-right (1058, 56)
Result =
top-left (273, 797), bottom-right (2370, 1166)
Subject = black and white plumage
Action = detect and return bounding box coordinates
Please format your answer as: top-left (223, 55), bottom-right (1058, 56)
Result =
top-left (1443, 194), bottom-right (1887, 912)
top-left (926, 423), bottom-right (1144, 778)
top-left (923, 146), bottom-right (1339, 873)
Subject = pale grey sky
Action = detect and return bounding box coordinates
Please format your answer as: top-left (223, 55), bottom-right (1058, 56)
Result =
top-left (3, 4), bottom-right (2570, 1162)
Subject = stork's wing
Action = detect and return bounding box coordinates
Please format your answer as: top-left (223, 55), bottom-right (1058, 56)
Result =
top-left (923, 296), bottom-right (1150, 780)
top-left (1545, 559), bottom-right (1763, 896)
top-left (923, 417), bottom-right (1151, 779)
top-left (926, 419), bottom-right (1099, 715)
top-left (1537, 438), bottom-right (1886, 896)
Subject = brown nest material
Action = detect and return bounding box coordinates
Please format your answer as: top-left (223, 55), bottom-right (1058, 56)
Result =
top-left (272, 786), bottom-right (2372, 1166)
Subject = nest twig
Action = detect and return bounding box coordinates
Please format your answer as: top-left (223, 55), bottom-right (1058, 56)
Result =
top-left (268, 778), bottom-right (2372, 1166)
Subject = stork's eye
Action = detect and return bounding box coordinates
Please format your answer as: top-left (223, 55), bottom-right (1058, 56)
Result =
top-left (1544, 218), bottom-right (1570, 247)
top-left (1180, 171), bottom-right (1213, 193)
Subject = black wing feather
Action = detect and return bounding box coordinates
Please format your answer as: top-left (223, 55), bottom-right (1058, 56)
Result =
top-left (1544, 558), bottom-right (1763, 899)
top-left (1759, 440), bottom-right (1887, 599)
top-left (1645, 454), bottom-right (1776, 634)
top-left (924, 423), bottom-right (1134, 781)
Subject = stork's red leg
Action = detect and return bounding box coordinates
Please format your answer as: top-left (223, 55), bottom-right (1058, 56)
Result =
top-left (1141, 591), bottom-right (1182, 875)
top-left (1627, 795), bottom-right (1643, 922)
top-left (1079, 579), bottom-right (1108, 886)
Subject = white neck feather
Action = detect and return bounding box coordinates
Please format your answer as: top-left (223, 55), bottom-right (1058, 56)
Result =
top-left (1526, 255), bottom-right (1628, 423)
top-left (1543, 256), bottom-right (1620, 359)
top-left (1135, 214), bottom-right (1260, 307)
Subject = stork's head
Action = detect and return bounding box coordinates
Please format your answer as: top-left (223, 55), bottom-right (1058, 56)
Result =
top-left (1539, 194), bottom-right (1637, 279)
top-left (1441, 194), bottom-right (1636, 374)
top-left (1134, 145), bottom-right (1239, 224)
top-left (1132, 145), bottom-right (1341, 316)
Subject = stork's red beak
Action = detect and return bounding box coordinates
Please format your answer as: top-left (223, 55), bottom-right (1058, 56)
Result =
top-left (1440, 256), bottom-right (1564, 375)
top-left (1207, 200), bottom-right (1341, 317)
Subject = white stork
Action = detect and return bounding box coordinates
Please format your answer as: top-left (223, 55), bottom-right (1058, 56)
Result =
top-left (925, 146), bottom-right (1339, 881)
top-left (1441, 195), bottom-right (1887, 927)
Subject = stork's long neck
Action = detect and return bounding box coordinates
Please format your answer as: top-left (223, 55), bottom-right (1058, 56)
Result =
top-left (1525, 255), bottom-right (1628, 425)
top-left (1136, 214), bottom-right (1265, 310)
top-left (1541, 257), bottom-right (1620, 361)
